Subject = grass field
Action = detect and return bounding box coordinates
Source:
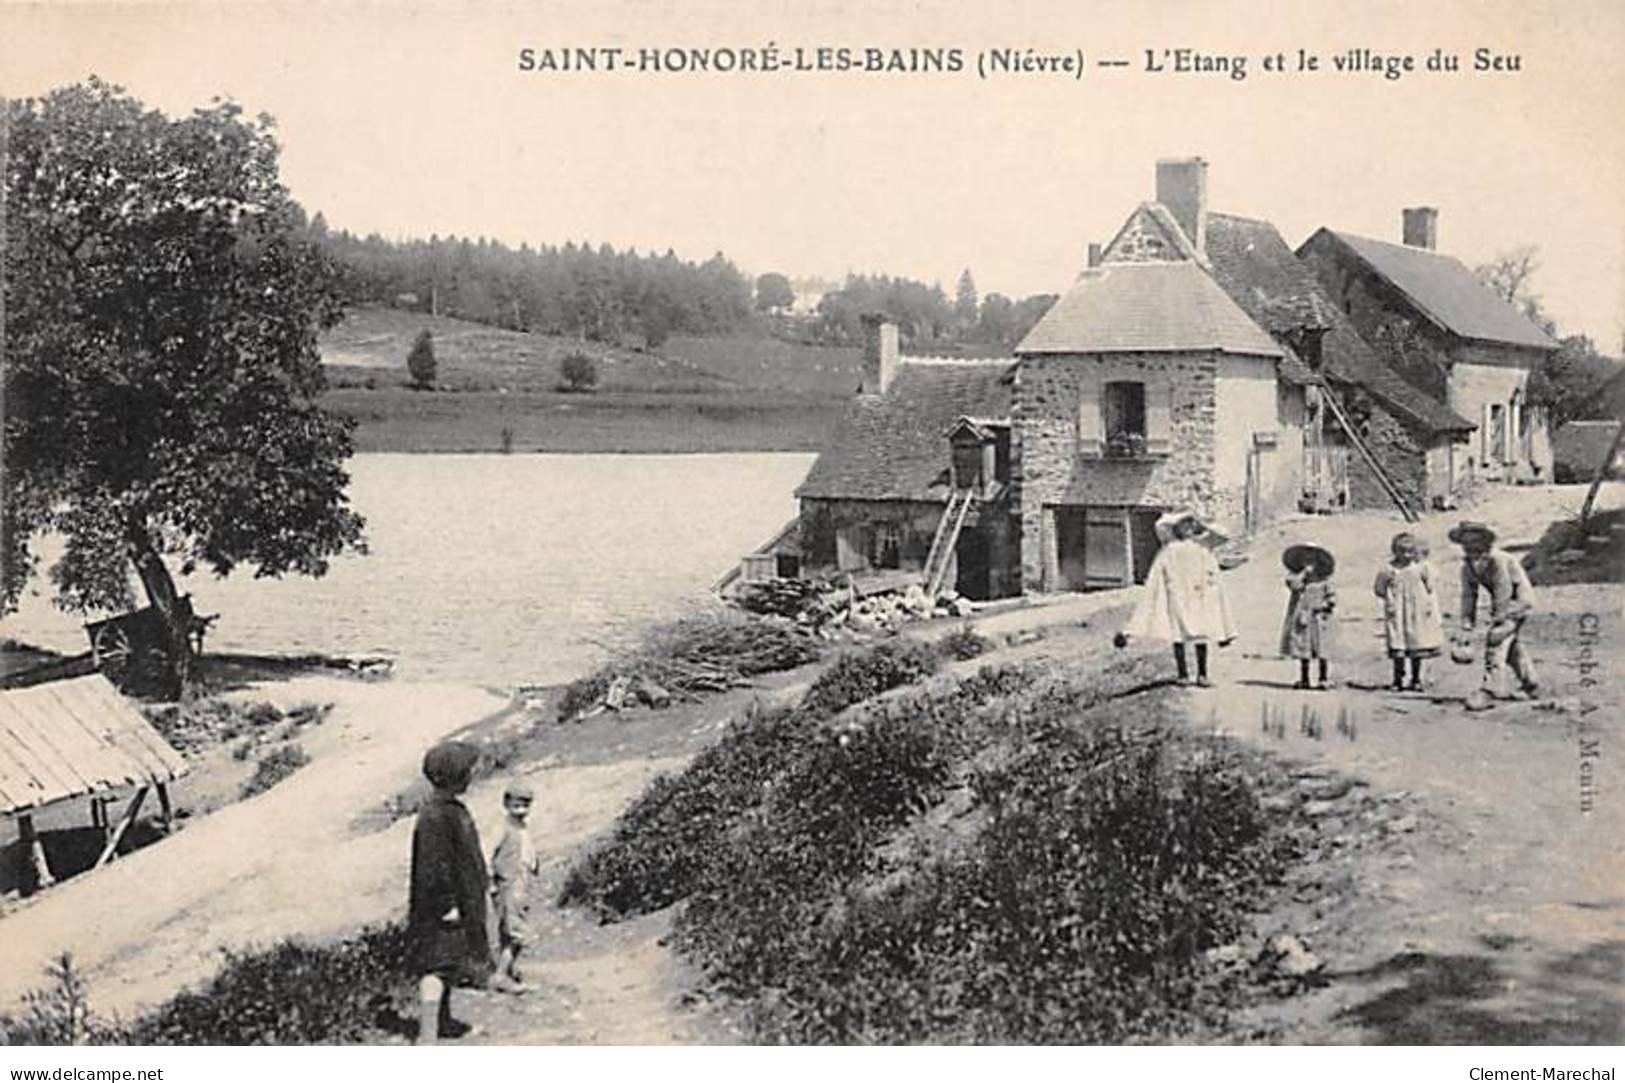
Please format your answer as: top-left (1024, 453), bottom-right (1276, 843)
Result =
top-left (319, 307), bottom-right (855, 451)
top-left (323, 386), bottom-right (841, 453)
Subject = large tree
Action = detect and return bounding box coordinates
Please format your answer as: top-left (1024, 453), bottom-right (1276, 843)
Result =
top-left (1475, 247), bottom-right (1619, 429)
top-left (2, 79), bottom-right (366, 693)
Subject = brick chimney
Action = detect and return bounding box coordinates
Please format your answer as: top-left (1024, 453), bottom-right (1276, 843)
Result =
top-left (1155, 157), bottom-right (1208, 254)
top-left (1402, 206), bottom-right (1438, 250)
top-left (1087, 243), bottom-right (1103, 268)
top-left (861, 314), bottom-right (900, 395)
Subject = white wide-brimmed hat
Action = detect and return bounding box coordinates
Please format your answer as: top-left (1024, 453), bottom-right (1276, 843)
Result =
top-left (1154, 508), bottom-right (1204, 542)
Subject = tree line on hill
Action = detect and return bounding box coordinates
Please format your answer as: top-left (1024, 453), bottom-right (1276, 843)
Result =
top-left (309, 219), bottom-right (1059, 354)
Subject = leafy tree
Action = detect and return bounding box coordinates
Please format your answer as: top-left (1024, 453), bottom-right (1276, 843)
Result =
top-left (560, 352), bottom-right (598, 391)
top-left (406, 328), bottom-right (437, 388)
top-left (1475, 246), bottom-right (1619, 427)
top-left (2, 79), bottom-right (366, 693)
top-left (755, 272), bottom-right (795, 313)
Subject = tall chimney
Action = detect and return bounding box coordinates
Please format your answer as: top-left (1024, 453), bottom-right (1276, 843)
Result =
top-left (1402, 206), bottom-right (1438, 250)
top-left (860, 314), bottom-right (900, 395)
top-left (1087, 243), bottom-right (1103, 268)
top-left (1155, 157), bottom-right (1208, 254)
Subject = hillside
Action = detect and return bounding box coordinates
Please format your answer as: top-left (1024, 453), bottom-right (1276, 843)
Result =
top-left (317, 307), bottom-right (861, 453)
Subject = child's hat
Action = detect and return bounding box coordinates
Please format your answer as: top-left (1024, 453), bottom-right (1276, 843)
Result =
top-left (1390, 532), bottom-right (1418, 556)
top-left (1448, 521), bottom-right (1497, 547)
top-left (504, 778), bottom-right (536, 802)
top-left (422, 740), bottom-right (480, 790)
top-left (1154, 508), bottom-right (1204, 541)
top-left (1282, 543), bottom-right (1336, 578)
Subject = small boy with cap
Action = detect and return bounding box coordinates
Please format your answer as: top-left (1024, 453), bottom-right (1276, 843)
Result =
top-left (489, 777), bottom-right (541, 993)
top-left (1450, 520), bottom-right (1540, 701)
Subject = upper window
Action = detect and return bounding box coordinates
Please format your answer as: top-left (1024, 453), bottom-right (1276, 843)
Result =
top-left (1103, 381), bottom-right (1147, 458)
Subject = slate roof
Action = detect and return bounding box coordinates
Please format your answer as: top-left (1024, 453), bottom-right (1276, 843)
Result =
top-left (1312, 230), bottom-right (1558, 351)
top-left (1016, 261), bottom-right (1283, 358)
top-left (1206, 214), bottom-right (1473, 435)
top-left (0, 674), bottom-right (188, 815)
top-left (797, 360), bottom-right (1014, 502)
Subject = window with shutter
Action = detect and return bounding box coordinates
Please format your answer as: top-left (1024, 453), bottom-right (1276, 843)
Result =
top-left (1146, 381), bottom-right (1173, 455)
top-left (1077, 392), bottom-right (1103, 458)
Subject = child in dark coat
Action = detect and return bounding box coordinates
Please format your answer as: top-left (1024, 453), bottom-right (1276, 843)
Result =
top-left (1280, 544), bottom-right (1338, 690)
top-left (406, 740), bottom-right (494, 1043)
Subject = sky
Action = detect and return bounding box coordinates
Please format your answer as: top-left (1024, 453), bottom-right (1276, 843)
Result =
top-left (4, 0), bottom-right (1624, 349)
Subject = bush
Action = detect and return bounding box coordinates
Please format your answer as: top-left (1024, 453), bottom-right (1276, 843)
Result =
top-left (240, 743), bottom-right (311, 799)
top-left (560, 351), bottom-right (597, 392)
top-left (128, 925), bottom-right (407, 1044)
top-left (566, 653), bottom-right (1295, 1044)
top-left (0, 954), bottom-right (131, 1046)
top-left (800, 639), bottom-right (941, 717)
top-left (559, 702), bottom-right (815, 919)
top-left (407, 328), bottom-right (436, 389)
top-left (937, 623), bottom-right (993, 661)
top-left (144, 697), bottom-right (288, 755)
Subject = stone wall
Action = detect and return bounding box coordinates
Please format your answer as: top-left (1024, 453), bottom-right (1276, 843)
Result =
top-left (1340, 399), bottom-right (1432, 514)
top-left (1013, 351), bottom-right (1219, 590)
top-left (798, 496), bottom-right (1021, 596)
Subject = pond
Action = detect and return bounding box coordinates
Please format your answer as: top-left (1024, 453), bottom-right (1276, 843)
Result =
top-left (0, 453), bottom-right (815, 688)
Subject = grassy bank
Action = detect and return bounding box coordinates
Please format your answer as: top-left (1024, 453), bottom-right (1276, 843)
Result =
top-left (562, 649), bottom-right (1302, 1043)
top-left (317, 308), bottom-right (854, 453)
top-left (323, 386), bottom-right (841, 453)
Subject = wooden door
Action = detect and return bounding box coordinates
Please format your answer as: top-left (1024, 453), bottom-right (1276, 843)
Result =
top-left (1083, 505), bottom-right (1130, 589)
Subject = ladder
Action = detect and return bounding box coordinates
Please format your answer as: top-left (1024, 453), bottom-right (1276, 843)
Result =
top-left (922, 488), bottom-right (977, 597)
top-left (1320, 386), bottom-right (1418, 523)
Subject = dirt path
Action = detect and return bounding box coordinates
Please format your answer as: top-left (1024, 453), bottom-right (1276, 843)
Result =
top-left (1181, 485), bottom-right (1623, 1043)
top-left (0, 678), bottom-right (507, 1016)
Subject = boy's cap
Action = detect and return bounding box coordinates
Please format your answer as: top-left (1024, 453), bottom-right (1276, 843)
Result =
top-left (504, 779), bottom-right (536, 801)
top-left (422, 740), bottom-right (480, 791)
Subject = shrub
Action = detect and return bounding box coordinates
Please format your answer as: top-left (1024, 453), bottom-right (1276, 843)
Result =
top-left (559, 702), bottom-right (815, 919)
top-left (240, 743), bottom-right (311, 799)
top-left (406, 328), bottom-right (436, 389)
top-left (937, 623), bottom-right (993, 661)
top-left (567, 652), bottom-right (1294, 1044)
top-left (800, 639), bottom-right (941, 717)
top-left (560, 351), bottom-right (597, 392)
top-left (128, 925), bottom-right (407, 1044)
top-left (0, 954), bottom-right (131, 1046)
top-left (144, 697), bottom-right (287, 756)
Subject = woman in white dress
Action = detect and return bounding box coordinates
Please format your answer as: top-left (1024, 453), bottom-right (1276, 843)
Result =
top-left (1117, 509), bottom-right (1237, 686)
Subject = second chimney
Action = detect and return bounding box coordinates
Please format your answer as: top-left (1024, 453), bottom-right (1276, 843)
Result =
top-left (860, 314), bottom-right (900, 395)
top-left (1402, 206), bottom-right (1438, 250)
top-left (1155, 157), bottom-right (1208, 254)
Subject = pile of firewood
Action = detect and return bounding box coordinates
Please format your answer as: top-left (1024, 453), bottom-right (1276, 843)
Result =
top-left (557, 611), bottom-right (821, 721)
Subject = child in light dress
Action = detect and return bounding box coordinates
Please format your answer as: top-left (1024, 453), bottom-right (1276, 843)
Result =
top-left (1118, 509), bottom-right (1237, 687)
top-left (489, 778), bottom-right (542, 994)
top-left (1280, 544), bottom-right (1337, 690)
top-left (1372, 532), bottom-right (1444, 691)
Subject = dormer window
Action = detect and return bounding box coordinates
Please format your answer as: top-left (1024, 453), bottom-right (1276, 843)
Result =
top-left (944, 417), bottom-right (1010, 496)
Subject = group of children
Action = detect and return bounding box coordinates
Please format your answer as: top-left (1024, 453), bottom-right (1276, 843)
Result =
top-left (404, 742), bottom-right (540, 1044)
top-left (1121, 509), bottom-right (1539, 701)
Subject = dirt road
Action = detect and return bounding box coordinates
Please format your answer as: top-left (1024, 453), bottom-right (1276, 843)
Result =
top-left (1185, 484), bottom-right (1623, 1042)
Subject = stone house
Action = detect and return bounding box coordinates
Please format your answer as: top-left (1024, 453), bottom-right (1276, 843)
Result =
top-left (796, 318), bottom-right (1021, 600)
top-left (793, 158), bottom-right (1507, 597)
top-left (1298, 210), bottom-right (1559, 487)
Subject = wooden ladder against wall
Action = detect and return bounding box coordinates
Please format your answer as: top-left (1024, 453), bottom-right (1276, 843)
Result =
top-left (1320, 387), bottom-right (1419, 523)
top-left (922, 488), bottom-right (977, 597)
